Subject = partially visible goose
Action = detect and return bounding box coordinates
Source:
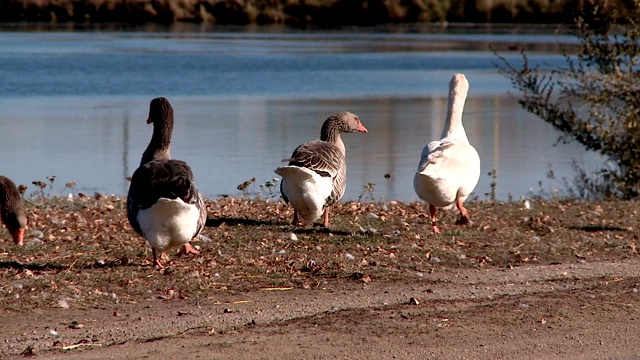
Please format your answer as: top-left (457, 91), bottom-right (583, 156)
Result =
top-left (0, 176), bottom-right (27, 246)
top-left (414, 74), bottom-right (481, 234)
top-left (127, 97), bottom-right (207, 268)
top-left (275, 112), bottom-right (367, 227)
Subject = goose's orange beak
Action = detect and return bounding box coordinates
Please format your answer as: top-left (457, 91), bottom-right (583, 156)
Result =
top-left (358, 121), bottom-right (368, 133)
top-left (12, 228), bottom-right (25, 246)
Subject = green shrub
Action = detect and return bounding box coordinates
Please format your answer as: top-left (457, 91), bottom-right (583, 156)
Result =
top-left (495, 0), bottom-right (640, 199)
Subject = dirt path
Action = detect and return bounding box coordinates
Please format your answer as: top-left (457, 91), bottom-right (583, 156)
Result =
top-left (3, 258), bottom-right (639, 359)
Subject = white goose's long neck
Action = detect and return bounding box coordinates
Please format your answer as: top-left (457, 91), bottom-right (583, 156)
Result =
top-left (441, 74), bottom-right (470, 142)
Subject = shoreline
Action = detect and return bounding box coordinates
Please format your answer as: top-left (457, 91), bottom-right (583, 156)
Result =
top-left (0, 0), bottom-right (578, 27)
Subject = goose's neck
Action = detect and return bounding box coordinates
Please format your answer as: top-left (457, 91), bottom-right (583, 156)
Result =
top-left (140, 122), bottom-right (172, 165)
top-left (441, 86), bottom-right (469, 141)
top-left (321, 124), bottom-right (346, 155)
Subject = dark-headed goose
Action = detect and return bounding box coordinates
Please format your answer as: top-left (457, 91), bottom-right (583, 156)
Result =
top-left (275, 112), bottom-right (367, 227)
top-left (414, 74), bottom-right (481, 233)
top-left (0, 176), bottom-right (27, 245)
top-left (127, 97), bottom-right (207, 268)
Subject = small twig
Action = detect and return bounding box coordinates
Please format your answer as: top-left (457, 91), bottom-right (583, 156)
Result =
top-left (260, 287), bottom-right (294, 291)
top-left (61, 343), bottom-right (103, 351)
top-left (233, 300), bottom-right (251, 304)
top-left (64, 258), bottom-right (79, 275)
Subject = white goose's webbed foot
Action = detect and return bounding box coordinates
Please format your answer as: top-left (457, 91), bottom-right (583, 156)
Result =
top-left (429, 204), bottom-right (441, 234)
top-left (180, 243), bottom-right (200, 256)
top-left (455, 215), bottom-right (471, 226)
top-left (454, 198), bottom-right (472, 226)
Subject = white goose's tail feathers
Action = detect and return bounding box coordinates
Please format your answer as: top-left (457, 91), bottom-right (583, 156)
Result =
top-left (275, 166), bottom-right (333, 223)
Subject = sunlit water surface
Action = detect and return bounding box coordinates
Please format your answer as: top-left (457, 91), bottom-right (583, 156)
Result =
top-left (0, 26), bottom-right (599, 201)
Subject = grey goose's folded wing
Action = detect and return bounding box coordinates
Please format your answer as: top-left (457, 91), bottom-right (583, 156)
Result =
top-left (127, 159), bottom-right (206, 238)
top-left (286, 140), bottom-right (346, 205)
top-left (286, 140), bottom-right (344, 178)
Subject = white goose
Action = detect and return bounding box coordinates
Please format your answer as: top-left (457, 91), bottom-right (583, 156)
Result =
top-left (127, 97), bottom-right (207, 268)
top-left (275, 112), bottom-right (367, 227)
top-left (0, 176), bottom-right (27, 246)
top-left (414, 74), bottom-right (481, 233)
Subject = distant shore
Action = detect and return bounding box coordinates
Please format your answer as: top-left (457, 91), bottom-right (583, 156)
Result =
top-left (0, 0), bottom-right (580, 27)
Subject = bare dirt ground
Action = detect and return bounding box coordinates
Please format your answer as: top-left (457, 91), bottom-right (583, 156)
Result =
top-left (1, 196), bottom-right (639, 359)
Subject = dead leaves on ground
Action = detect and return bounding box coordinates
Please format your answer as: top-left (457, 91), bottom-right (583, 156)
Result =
top-left (0, 196), bottom-right (638, 309)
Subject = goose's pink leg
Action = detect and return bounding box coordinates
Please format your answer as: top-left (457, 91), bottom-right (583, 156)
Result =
top-left (454, 198), bottom-right (471, 225)
top-left (180, 243), bottom-right (200, 256)
top-left (152, 249), bottom-right (165, 269)
top-left (322, 208), bottom-right (330, 227)
top-left (292, 210), bottom-right (301, 226)
top-left (429, 204), bottom-right (441, 234)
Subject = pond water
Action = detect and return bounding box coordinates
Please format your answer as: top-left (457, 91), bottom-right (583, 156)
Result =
top-left (0, 25), bottom-right (600, 201)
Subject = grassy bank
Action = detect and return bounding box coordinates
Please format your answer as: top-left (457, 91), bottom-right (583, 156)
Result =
top-left (0, 0), bottom-right (584, 26)
top-left (1, 195), bottom-right (638, 309)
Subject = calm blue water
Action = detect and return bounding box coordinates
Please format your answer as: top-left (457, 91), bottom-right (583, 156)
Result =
top-left (0, 26), bottom-right (599, 201)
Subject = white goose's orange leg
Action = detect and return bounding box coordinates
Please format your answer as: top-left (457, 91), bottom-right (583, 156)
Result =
top-left (322, 208), bottom-right (330, 227)
top-left (454, 198), bottom-right (471, 225)
top-left (180, 243), bottom-right (200, 256)
top-left (429, 204), bottom-right (441, 234)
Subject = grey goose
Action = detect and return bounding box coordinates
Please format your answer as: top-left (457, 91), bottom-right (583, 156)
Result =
top-left (275, 111), bottom-right (367, 227)
top-left (127, 97), bottom-right (207, 268)
top-left (0, 176), bottom-right (27, 246)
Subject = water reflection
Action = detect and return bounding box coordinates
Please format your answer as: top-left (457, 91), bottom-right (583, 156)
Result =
top-left (0, 29), bottom-right (598, 201)
top-left (0, 94), bottom-right (599, 201)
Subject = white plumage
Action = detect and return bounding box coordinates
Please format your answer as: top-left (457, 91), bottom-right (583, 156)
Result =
top-left (414, 73), bottom-right (481, 233)
top-left (275, 166), bottom-right (334, 224)
top-left (137, 197), bottom-right (201, 253)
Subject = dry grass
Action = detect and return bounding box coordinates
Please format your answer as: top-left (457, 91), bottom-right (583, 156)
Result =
top-left (1, 195), bottom-right (638, 311)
